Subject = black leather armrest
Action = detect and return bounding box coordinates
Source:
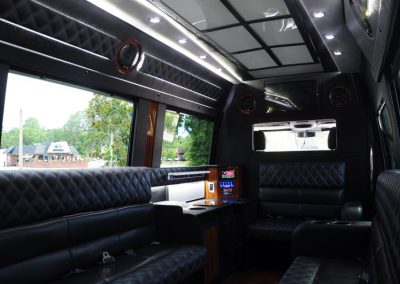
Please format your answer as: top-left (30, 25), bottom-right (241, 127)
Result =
top-left (292, 220), bottom-right (371, 259)
top-left (154, 205), bottom-right (203, 245)
top-left (341, 202), bottom-right (363, 220)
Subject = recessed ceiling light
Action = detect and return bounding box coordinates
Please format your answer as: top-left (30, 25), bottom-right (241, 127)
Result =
top-left (216, 68), bottom-right (222, 72)
top-left (325, 34), bottom-right (335, 40)
top-left (313, 11), bottom-right (325, 18)
top-left (178, 38), bottom-right (187, 44)
top-left (333, 50), bottom-right (342, 56)
top-left (199, 54), bottom-right (207, 59)
top-left (149, 17), bottom-right (160, 23)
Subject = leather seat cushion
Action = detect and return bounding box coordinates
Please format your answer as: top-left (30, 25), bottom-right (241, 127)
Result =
top-left (247, 218), bottom-right (303, 242)
top-left (53, 243), bottom-right (207, 284)
top-left (279, 256), bottom-right (363, 284)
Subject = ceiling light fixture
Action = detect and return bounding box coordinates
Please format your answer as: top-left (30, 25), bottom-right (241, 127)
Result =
top-left (199, 54), bottom-right (207, 59)
top-left (178, 38), bottom-right (187, 44)
top-left (216, 68), bottom-right (222, 72)
top-left (333, 50), bottom-right (342, 56)
top-left (149, 17), bottom-right (160, 23)
top-left (85, 0), bottom-right (242, 83)
top-left (313, 11), bottom-right (325, 18)
top-left (325, 34), bottom-right (334, 40)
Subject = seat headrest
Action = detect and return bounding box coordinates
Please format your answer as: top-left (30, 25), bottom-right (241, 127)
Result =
top-left (254, 131), bottom-right (266, 151)
top-left (328, 127), bottom-right (337, 150)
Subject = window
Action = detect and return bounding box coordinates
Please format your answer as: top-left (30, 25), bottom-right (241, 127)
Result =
top-left (378, 102), bottom-right (395, 168)
top-left (0, 72), bottom-right (134, 169)
top-left (349, 0), bottom-right (374, 37)
top-left (253, 119), bottom-right (336, 152)
top-left (161, 110), bottom-right (213, 167)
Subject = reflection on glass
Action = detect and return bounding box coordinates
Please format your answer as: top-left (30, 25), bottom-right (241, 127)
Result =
top-left (350, 0), bottom-right (375, 37)
top-left (161, 110), bottom-right (213, 167)
top-left (163, 0), bottom-right (238, 30)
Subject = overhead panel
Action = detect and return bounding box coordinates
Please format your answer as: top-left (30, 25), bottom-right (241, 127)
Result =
top-left (163, 0), bottom-right (238, 31)
top-left (228, 0), bottom-right (290, 20)
top-left (272, 45), bottom-right (314, 65)
top-left (250, 19), bottom-right (304, 46)
top-left (233, 50), bottom-right (276, 69)
top-left (160, 0), bottom-right (320, 79)
top-left (206, 26), bottom-right (261, 53)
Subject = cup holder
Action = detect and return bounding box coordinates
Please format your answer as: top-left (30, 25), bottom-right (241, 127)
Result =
top-left (332, 221), bottom-right (350, 225)
top-left (189, 207), bottom-right (206, 211)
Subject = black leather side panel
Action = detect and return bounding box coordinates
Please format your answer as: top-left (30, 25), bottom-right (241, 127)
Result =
top-left (370, 171), bottom-right (400, 284)
top-left (260, 162), bottom-right (345, 188)
top-left (260, 187), bottom-right (344, 204)
top-left (0, 167), bottom-right (151, 229)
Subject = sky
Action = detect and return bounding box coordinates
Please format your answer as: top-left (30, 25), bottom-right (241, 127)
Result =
top-left (2, 72), bottom-right (94, 131)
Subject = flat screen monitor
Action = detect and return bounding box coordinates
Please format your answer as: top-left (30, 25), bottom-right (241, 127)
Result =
top-left (265, 80), bottom-right (318, 113)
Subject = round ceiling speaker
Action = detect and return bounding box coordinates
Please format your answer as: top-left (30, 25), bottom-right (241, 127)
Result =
top-left (115, 39), bottom-right (143, 74)
top-left (238, 93), bottom-right (256, 115)
top-left (329, 86), bottom-right (351, 107)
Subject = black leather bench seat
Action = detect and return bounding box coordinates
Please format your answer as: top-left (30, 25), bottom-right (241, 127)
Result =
top-left (248, 162), bottom-right (349, 242)
top-left (247, 218), bottom-right (303, 242)
top-left (53, 243), bottom-right (207, 284)
top-left (279, 256), bottom-right (362, 284)
top-left (0, 168), bottom-right (208, 284)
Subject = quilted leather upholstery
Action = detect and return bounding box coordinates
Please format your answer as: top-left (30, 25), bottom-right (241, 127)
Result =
top-left (279, 257), bottom-right (319, 284)
top-left (260, 162), bottom-right (345, 188)
top-left (0, 168), bottom-right (207, 284)
top-left (110, 245), bottom-right (207, 284)
top-left (279, 257), bottom-right (362, 284)
top-left (0, 0), bottom-right (120, 59)
top-left (0, 167), bottom-right (150, 229)
top-left (249, 162), bottom-right (346, 242)
top-left (369, 171), bottom-right (400, 284)
top-left (258, 162), bottom-right (345, 219)
top-left (141, 55), bottom-right (221, 100)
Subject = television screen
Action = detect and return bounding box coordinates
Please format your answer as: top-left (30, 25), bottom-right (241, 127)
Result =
top-left (264, 80), bottom-right (318, 113)
top-left (221, 170), bottom-right (235, 179)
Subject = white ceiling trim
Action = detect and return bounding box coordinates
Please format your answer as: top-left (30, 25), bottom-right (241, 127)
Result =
top-left (86, 0), bottom-right (243, 83)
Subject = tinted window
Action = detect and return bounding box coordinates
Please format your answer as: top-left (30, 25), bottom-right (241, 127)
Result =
top-left (253, 119), bottom-right (336, 152)
top-left (0, 72), bottom-right (134, 169)
top-left (161, 110), bottom-right (213, 167)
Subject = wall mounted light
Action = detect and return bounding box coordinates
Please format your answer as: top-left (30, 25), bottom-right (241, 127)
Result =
top-left (149, 17), bottom-right (160, 23)
top-left (313, 11), bottom-right (325, 18)
top-left (325, 34), bottom-right (334, 40)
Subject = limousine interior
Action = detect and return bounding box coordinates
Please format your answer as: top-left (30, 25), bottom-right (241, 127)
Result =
top-left (0, 0), bottom-right (399, 283)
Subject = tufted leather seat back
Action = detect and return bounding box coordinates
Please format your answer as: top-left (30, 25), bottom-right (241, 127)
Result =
top-left (0, 167), bottom-right (150, 229)
top-left (369, 171), bottom-right (400, 284)
top-left (0, 167), bottom-right (157, 283)
top-left (259, 162), bottom-right (345, 219)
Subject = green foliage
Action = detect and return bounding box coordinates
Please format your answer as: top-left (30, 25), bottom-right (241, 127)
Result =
top-left (0, 94), bottom-right (134, 167)
top-left (86, 95), bottom-right (133, 166)
top-left (180, 114), bottom-right (213, 166)
top-left (161, 112), bottom-right (213, 166)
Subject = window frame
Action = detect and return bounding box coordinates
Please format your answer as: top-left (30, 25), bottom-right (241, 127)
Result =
top-left (252, 119), bottom-right (337, 153)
